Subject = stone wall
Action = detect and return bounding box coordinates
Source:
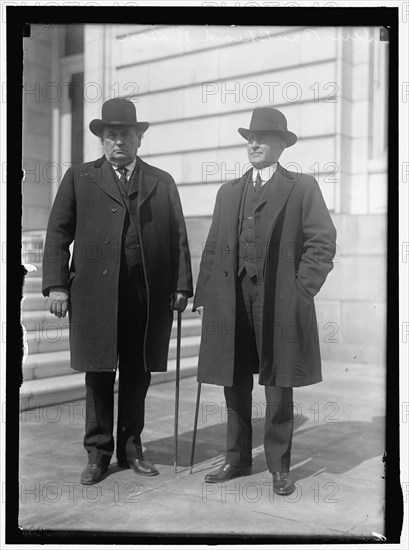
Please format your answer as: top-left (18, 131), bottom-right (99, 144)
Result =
top-left (22, 26), bottom-right (54, 231)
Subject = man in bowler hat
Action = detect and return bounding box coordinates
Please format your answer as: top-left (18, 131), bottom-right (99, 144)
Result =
top-left (43, 99), bottom-right (193, 484)
top-left (193, 107), bottom-right (336, 495)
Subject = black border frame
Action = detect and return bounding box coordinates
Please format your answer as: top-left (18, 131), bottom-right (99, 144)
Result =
top-left (6, 5), bottom-right (401, 545)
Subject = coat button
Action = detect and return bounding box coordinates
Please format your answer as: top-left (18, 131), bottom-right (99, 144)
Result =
top-left (111, 207), bottom-right (117, 213)
top-left (104, 238), bottom-right (110, 244)
top-left (223, 271), bottom-right (228, 277)
top-left (102, 269), bottom-right (108, 275)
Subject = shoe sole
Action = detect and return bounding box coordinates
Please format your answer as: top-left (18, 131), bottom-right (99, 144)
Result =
top-left (80, 470), bottom-right (108, 485)
top-left (273, 486), bottom-right (296, 496)
top-left (80, 478), bottom-right (103, 485)
top-left (205, 469), bottom-right (252, 483)
top-left (117, 462), bottom-right (159, 476)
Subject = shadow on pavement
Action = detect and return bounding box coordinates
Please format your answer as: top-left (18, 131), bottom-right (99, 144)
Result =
top-left (143, 415), bottom-right (384, 482)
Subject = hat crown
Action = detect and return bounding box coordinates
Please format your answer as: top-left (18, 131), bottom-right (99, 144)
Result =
top-left (237, 106), bottom-right (297, 147)
top-left (249, 107), bottom-right (288, 133)
top-left (101, 98), bottom-right (137, 124)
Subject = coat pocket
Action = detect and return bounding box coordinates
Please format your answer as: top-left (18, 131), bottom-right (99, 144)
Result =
top-left (295, 276), bottom-right (313, 301)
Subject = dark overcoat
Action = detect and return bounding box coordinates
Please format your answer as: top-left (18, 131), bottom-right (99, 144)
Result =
top-left (42, 155), bottom-right (193, 373)
top-left (193, 164), bottom-right (337, 388)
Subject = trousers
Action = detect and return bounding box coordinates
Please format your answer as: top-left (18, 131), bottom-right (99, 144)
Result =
top-left (224, 269), bottom-right (294, 472)
top-left (83, 256), bottom-right (151, 465)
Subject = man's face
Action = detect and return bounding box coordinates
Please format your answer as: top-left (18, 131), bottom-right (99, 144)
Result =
top-left (247, 132), bottom-right (286, 168)
top-left (101, 126), bottom-right (141, 167)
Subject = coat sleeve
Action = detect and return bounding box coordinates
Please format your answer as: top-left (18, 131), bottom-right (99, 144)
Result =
top-left (168, 177), bottom-right (193, 297)
top-left (192, 186), bottom-right (223, 311)
top-left (42, 167), bottom-right (77, 297)
top-left (296, 178), bottom-right (337, 298)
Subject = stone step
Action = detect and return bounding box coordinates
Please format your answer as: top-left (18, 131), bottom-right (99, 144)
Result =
top-left (20, 355), bottom-right (198, 411)
top-left (22, 308), bottom-right (201, 335)
top-left (23, 350), bottom-right (71, 381)
top-left (23, 334), bottom-right (201, 380)
top-left (26, 328), bottom-right (70, 354)
top-left (22, 293), bottom-right (49, 312)
top-left (23, 276), bottom-right (42, 294)
top-left (25, 323), bottom-right (201, 355)
top-left (22, 311), bottom-right (69, 331)
top-left (21, 299), bottom-right (199, 324)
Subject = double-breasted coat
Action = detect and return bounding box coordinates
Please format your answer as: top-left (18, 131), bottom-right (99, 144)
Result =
top-left (193, 164), bottom-right (337, 388)
top-left (42, 155), bottom-right (193, 374)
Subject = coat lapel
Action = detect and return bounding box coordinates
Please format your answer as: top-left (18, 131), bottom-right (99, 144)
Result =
top-left (135, 157), bottom-right (159, 209)
top-left (256, 163), bottom-right (295, 229)
top-left (90, 156), bottom-right (159, 209)
top-left (127, 163), bottom-right (140, 197)
top-left (227, 169), bottom-right (252, 242)
top-left (91, 157), bottom-right (126, 207)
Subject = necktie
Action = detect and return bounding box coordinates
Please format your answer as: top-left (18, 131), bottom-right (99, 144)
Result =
top-left (254, 171), bottom-right (263, 192)
top-left (118, 167), bottom-right (128, 193)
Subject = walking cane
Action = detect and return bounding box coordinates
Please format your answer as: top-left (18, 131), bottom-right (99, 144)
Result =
top-left (189, 381), bottom-right (201, 474)
top-left (173, 310), bottom-right (182, 474)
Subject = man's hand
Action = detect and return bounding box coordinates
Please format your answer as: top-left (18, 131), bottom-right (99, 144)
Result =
top-left (196, 306), bottom-right (203, 317)
top-left (48, 287), bottom-right (69, 318)
top-left (170, 292), bottom-right (188, 312)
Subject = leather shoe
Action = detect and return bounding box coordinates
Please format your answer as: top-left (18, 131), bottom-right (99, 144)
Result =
top-left (118, 458), bottom-right (159, 476)
top-left (272, 471), bottom-right (295, 496)
top-left (205, 463), bottom-right (251, 483)
top-left (80, 463), bottom-right (108, 485)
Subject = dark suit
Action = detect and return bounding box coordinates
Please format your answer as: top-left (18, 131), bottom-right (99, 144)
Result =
top-left (84, 161), bottom-right (151, 465)
top-left (193, 164), bottom-right (336, 471)
top-left (43, 155), bottom-right (193, 465)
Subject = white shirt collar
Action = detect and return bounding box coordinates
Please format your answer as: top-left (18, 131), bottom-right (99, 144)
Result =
top-left (252, 163), bottom-right (278, 186)
top-left (111, 158), bottom-right (137, 180)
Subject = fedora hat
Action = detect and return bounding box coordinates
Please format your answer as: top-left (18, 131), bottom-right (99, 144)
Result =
top-left (238, 107), bottom-right (297, 148)
top-left (89, 98), bottom-right (150, 137)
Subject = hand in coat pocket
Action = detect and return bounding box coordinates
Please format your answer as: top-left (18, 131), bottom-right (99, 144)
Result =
top-left (295, 276), bottom-right (313, 301)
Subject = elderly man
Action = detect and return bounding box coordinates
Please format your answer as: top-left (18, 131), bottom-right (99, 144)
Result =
top-left (193, 107), bottom-right (336, 495)
top-left (43, 99), bottom-right (193, 484)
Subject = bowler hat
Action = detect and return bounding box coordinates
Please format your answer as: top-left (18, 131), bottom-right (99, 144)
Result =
top-left (238, 107), bottom-right (297, 147)
top-left (89, 98), bottom-right (150, 136)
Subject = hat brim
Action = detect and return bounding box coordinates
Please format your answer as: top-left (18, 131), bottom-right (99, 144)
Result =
top-left (89, 119), bottom-right (150, 137)
top-left (238, 127), bottom-right (297, 148)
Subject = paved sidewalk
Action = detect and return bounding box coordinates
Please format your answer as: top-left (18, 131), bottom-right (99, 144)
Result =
top-left (18, 361), bottom-right (385, 539)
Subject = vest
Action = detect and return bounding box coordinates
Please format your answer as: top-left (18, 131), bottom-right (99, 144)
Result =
top-left (238, 179), bottom-right (266, 279)
top-left (115, 165), bottom-right (143, 268)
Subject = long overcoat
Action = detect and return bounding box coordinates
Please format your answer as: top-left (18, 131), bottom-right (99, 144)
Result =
top-left (193, 164), bottom-right (336, 388)
top-left (42, 155), bottom-right (193, 373)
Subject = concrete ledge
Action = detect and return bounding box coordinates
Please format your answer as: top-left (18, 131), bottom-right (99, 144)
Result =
top-left (23, 277), bottom-right (42, 294)
top-left (20, 356), bottom-right (198, 410)
top-left (22, 293), bottom-right (48, 312)
top-left (23, 350), bottom-right (71, 381)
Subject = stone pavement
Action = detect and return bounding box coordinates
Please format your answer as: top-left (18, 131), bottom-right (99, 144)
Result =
top-left (18, 361), bottom-right (386, 540)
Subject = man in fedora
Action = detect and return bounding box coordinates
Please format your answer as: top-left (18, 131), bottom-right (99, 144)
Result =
top-left (193, 107), bottom-right (336, 495)
top-left (42, 98), bottom-right (193, 484)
